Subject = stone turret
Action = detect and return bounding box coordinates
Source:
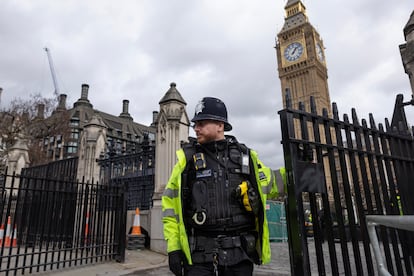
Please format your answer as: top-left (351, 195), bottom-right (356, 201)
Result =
top-left (76, 113), bottom-right (107, 182)
top-left (151, 82), bottom-right (190, 254)
top-left (6, 136), bottom-right (30, 192)
top-left (154, 82), bottom-right (188, 194)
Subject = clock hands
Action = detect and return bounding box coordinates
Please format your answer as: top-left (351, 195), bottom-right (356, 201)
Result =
top-left (284, 42), bottom-right (303, 61)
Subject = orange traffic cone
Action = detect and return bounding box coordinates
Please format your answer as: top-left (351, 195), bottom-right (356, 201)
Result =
top-left (12, 225), bottom-right (18, 247)
top-left (0, 223), bottom-right (4, 245)
top-left (4, 216), bottom-right (11, 247)
top-left (84, 212), bottom-right (90, 240)
top-left (131, 208), bottom-right (142, 235)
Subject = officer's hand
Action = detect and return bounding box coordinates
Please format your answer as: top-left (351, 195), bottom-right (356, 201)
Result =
top-left (168, 250), bottom-right (185, 276)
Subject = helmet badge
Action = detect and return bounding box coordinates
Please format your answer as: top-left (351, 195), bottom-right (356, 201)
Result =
top-left (195, 100), bottom-right (205, 115)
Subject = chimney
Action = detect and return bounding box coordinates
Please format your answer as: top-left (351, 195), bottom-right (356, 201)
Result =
top-left (59, 94), bottom-right (67, 108)
top-left (74, 83), bottom-right (93, 108)
top-left (37, 103), bottom-right (45, 119)
top-left (123, 100), bottom-right (129, 114)
top-left (119, 99), bottom-right (132, 120)
top-left (81, 84), bottom-right (89, 100)
top-left (152, 111), bottom-right (159, 124)
top-left (22, 112), bottom-right (29, 123)
top-left (54, 94), bottom-right (67, 113)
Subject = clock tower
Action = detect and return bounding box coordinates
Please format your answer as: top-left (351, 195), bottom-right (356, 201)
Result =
top-left (276, 0), bottom-right (331, 115)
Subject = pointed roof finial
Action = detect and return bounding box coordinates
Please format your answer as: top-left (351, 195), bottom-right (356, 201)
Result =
top-left (159, 82), bottom-right (186, 105)
top-left (404, 10), bottom-right (414, 39)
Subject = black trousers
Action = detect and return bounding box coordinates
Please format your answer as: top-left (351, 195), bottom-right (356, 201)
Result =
top-left (185, 260), bottom-right (253, 276)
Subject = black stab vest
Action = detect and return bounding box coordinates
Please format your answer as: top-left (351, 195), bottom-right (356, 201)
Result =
top-left (181, 138), bottom-right (256, 235)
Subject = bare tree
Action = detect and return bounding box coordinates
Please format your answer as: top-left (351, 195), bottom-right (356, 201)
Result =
top-left (0, 93), bottom-right (71, 172)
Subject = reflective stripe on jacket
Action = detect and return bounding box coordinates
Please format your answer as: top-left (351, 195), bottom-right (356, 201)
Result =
top-left (162, 148), bottom-right (272, 265)
top-left (259, 162), bottom-right (275, 196)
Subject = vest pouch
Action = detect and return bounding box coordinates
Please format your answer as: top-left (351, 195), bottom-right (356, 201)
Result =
top-left (240, 233), bottom-right (260, 264)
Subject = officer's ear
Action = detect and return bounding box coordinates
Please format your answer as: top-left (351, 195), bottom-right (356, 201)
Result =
top-left (217, 121), bottom-right (225, 131)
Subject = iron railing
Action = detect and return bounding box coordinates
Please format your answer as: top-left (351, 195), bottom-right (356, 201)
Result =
top-left (0, 171), bottom-right (127, 275)
top-left (279, 91), bottom-right (414, 275)
top-left (98, 136), bottom-right (155, 211)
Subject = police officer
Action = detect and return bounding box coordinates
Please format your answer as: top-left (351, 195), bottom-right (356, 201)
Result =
top-left (162, 97), bottom-right (277, 276)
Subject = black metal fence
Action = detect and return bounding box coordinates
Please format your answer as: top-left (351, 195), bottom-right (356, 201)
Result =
top-left (279, 91), bottom-right (414, 275)
top-left (98, 137), bottom-right (155, 211)
top-left (112, 173), bottom-right (154, 211)
top-left (20, 157), bottom-right (79, 181)
top-left (0, 169), bottom-right (127, 275)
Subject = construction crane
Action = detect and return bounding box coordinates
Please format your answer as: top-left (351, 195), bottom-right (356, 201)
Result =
top-left (44, 47), bottom-right (60, 95)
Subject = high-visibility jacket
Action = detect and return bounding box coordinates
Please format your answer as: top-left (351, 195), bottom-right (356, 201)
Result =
top-left (267, 167), bottom-right (287, 200)
top-left (162, 147), bottom-right (273, 265)
top-left (259, 162), bottom-right (275, 200)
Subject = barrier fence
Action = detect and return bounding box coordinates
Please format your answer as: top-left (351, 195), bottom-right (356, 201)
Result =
top-left (266, 200), bottom-right (288, 242)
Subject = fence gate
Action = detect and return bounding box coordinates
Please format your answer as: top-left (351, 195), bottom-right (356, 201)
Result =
top-left (279, 91), bottom-right (414, 275)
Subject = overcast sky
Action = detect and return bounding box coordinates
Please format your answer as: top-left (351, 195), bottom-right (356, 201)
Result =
top-left (1, 0), bottom-right (413, 170)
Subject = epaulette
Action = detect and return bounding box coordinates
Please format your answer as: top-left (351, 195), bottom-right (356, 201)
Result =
top-left (181, 137), bottom-right (197, 164)
top-left (225, 135), bottom-right (249, 154)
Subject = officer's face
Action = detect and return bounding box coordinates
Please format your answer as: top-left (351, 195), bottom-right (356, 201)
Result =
top-left (193, 120), bottom-right (224, 144)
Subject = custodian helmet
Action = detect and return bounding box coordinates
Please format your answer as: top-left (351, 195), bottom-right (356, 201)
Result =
top-left (191, 97), bottom-right (232, 131)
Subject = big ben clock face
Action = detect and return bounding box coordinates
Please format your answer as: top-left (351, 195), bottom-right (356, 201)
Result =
top-left (284, 42), bottom-right (304, 62)
top-left (315, 43), bottom-right (324, 62)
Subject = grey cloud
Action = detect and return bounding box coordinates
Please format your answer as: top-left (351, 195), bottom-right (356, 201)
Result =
top-left (0, 0), bottom-right (412, 171)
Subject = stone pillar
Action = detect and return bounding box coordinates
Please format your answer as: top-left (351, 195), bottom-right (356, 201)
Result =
top-left (76, 113), bottom-right (107, 182)
top-left (6, 137), bottom-right (30, 192)
top-left (150, 83), bottom-right (189, 253)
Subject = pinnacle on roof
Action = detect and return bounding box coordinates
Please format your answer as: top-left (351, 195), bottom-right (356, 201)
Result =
top-left (159, 82), bottom-right (186, 105)
top-left (404, 10), bottom-right (414, 39)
